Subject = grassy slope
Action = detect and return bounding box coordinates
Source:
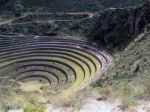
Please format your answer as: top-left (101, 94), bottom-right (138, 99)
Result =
top-left (94, 29), bottom-right (150, 108)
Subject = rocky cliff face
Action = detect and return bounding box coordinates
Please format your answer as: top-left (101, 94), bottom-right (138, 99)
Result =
top-left (87, 1), bottom-right (150, 50)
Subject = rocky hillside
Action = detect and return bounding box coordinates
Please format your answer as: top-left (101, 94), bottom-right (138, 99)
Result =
top-left (92, 1), bottom-right (150, 50)
top-left (67, 1), bottom-right (150, 51)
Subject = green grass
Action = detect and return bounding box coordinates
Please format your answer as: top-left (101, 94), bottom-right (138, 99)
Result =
top-left (0, 18), bottom-right (13, 25)
top-left (24, 103), bottom-right (46, 112)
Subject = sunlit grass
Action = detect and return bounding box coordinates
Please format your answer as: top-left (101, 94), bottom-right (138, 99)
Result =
top-left (0, 18), bottom-right (13, 25)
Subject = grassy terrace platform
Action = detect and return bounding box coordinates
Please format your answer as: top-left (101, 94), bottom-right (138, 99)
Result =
top-left (13, 13), bottom-right (92, 23)
top-left (0, 35), bottom-right (111, 97)
top-left (0, 13), bottom-right (94, 36)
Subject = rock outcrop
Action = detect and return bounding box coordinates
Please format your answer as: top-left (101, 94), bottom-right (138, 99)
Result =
top-left (88, 1), bottom-right (150, 50)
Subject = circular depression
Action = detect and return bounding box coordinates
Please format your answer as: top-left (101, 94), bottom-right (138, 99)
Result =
top-left (0, 35), bottom-right (111, 95)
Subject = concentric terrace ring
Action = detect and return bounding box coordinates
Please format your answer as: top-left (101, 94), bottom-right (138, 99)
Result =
top-left (0, 35), bottom-right (112, 95)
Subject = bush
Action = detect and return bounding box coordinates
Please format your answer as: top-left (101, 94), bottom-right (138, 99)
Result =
top-left (24, 103), bottom-right (45, 112)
